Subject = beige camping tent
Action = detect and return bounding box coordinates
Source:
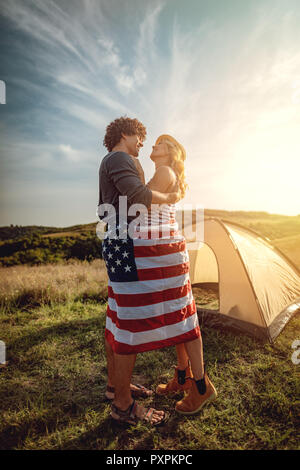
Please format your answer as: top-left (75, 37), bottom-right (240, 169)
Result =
top-left (187, 218), bottom-right (300, 341)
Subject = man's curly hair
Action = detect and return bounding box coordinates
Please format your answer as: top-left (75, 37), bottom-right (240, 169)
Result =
top-left (103, 116), bottom-right (147, 152)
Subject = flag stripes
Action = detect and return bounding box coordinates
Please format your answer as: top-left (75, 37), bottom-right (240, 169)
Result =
top-left (108, 281), bottom-right (191, 308)
top-left (106, 313), bottom-right (199, 347)
top-left (108, 290), bottom-right (194, 320)
top-left (137, 262), bottom-right (190, 281)
top-left (106, 300), bottom-right (196, 333)
top-left (108, 272), bottom-right (190, 294)
top-left (133, 239), bottom-right (186, 257)
top-left (105, 326), bottom-right (200, 355)
top-left (104, 203), bottom-right (200, 354)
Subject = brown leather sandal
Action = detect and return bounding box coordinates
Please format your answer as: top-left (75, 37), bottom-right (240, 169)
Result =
top-left (131, 384), bottom-right (154, 399)
top-left (104, 385), bottom-right (115, 402)
top-left (110, 400), bottom-right (169, 427)
top-left (104, 384), bottom-right (153, 401)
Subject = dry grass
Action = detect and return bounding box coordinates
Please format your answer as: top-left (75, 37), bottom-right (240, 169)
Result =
top-left (273, 234), bottom-right (300, 271)
top-left (192, 285), bottom-right (219, 310)
top-left (0, 260), bottom-right (220, 314)
top-left (0, 259), bottom-right (108, 313)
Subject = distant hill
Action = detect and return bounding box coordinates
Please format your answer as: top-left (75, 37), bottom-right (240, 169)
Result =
top-left (202, 209), bottom-right (300, 240)
top-left (203, 210), bottom-right (300, 269)
top-left (0, 223), bottom-right (96, 241)
top-left (0, 209), bottom-right (299, 268)
top-left (0, 223), bottom-right (101, 266)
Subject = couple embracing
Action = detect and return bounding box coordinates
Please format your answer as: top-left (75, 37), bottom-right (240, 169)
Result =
top-left (98, 116), bottom-right (217, 426)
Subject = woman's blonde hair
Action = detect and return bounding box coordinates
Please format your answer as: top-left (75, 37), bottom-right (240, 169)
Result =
top-left (159, 136), bottom-right (188, 199)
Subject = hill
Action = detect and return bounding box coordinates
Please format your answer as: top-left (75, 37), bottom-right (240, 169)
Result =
top-left (0, 210), bottom-right (299, 268)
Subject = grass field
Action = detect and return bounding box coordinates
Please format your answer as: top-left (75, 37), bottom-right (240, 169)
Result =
top-left (0, 211), bottom-right (299, 450)
top-left (0, 260), bottom-right (299, 450)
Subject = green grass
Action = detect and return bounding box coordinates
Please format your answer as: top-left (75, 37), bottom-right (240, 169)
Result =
top-left (1, 299), bottom-right (299, 450)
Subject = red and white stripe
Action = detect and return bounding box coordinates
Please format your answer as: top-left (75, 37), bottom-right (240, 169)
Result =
top-left (105, 204), bottom-right (200, 354)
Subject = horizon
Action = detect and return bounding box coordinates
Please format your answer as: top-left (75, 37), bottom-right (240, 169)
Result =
top-left (1, 0), bottom-right (300, 226)
top-left (0, 206), bottom-right (299, 230)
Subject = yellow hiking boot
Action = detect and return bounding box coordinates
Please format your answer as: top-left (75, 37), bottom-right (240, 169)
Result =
top-left (156, 364), bottom-right (193, 396)
top-left (175, 372), bottom-right (217, 415)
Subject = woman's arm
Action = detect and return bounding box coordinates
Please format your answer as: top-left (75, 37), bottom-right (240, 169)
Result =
top-left (130, 159), bottom-right (179, 205)
top-left (147, 165), bottom-right (177, 193)
top-left (147, 166), bottom-right (179, 204)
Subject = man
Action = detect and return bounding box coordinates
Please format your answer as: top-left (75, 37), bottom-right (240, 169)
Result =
top-left (98, 116), bottom-right (178, 425)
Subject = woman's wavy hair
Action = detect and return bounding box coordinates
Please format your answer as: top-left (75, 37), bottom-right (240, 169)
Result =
top-left (103, 116), bottom-right (147, 152)
top-left (158, 137), bottom-right (188, 199)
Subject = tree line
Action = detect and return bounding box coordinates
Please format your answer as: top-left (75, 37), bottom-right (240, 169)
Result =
top-left (0, 233), bottom-right (103, 266)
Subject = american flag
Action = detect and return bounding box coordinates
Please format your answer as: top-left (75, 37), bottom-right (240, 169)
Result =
top-left (102, 233), bottom-right (139, 282)
top-left (103, 206), bottom-right (200, 354)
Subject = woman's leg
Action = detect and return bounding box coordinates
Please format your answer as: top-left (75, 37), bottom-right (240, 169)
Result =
top-left (183, 335), bottom-right (205, 380)
top-left (176, 343), bottom-right (189, 370)
top-left (175, 333), bottom-right (217, 414)
top-left (156, 344), bottom-right (193, 395)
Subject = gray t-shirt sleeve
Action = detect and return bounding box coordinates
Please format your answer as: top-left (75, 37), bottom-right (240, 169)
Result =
top-left (106, 152), bottom-right (152, 207)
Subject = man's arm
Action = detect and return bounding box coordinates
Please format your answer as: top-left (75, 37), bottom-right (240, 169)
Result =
top-left (151, 190), bottom-right (179, 205)
top-left (107, 153), bottom-right (179, 207)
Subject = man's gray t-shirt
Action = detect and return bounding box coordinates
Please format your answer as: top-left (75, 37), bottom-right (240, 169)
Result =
top-left (98, 151), bottom-right (152, 222)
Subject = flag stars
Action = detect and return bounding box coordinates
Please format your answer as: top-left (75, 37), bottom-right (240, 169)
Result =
top-left (104, 235), bottom-right (137, 281)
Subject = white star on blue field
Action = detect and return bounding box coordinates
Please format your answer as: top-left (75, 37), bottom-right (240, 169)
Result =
top-left (1, 0), bottom-right (300, 226)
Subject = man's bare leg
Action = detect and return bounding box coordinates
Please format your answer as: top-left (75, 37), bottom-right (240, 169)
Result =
top-left (105, 339), bottom-right (115, 399)
top-left (105, 341), bottom-right (152, 399)
top-left (113, 353), bottom-right (136, 410)
top-left (112, 353), bottom-right (165, 424)
top-left (105, 339), bottom-right (115, 387)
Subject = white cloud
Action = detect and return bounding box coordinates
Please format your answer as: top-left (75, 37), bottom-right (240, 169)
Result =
top-left (2, 0), bottom-right (300, 224)
top-left (58, 143), bottom-right (95, 164)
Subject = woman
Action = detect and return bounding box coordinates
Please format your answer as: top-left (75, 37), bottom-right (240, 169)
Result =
top-left (145, 135), bottom-right (217, 415)
top-left (105, 134), bottom-right (217, 423)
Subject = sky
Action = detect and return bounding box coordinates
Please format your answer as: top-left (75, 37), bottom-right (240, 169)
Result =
top-left (0, 0), bottom-right (300, 227)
